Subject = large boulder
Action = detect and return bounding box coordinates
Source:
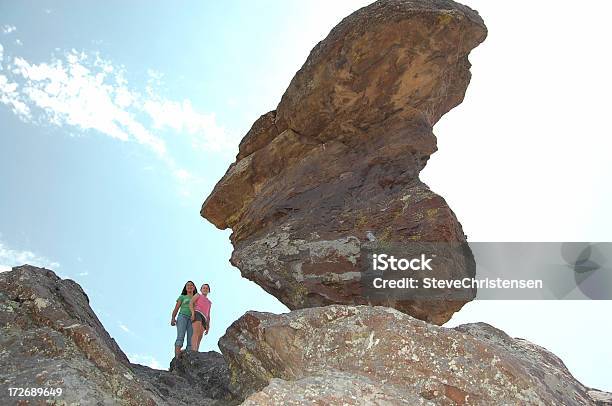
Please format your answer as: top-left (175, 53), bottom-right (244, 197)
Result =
top-left (0, 265), bottom-right (233, 406)
top-left (219, 305), bottom-right (611, 405)
top-left (201, 0), bottom-right (488, 324)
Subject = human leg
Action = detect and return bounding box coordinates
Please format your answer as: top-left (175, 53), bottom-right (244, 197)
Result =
top-left (175, 314), bottom-right (188, 356)
top-left (193, 311), bottom-right (207, 351)
top-left (186, 316), bottom-right (193, 350)
top-left (191, 320), bottom-right (202, 351)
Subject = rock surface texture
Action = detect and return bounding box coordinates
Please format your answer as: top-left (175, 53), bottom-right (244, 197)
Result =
top-left (133, 351), bottom-right (235, 406)
top-left (0, 266), bottom-right (233, 405)
top-left (201, 0), bottom-right (488, 324)
top-left (167, 350), bottom-right (233, 402)
top-left (2, 266), bottom-right (610, 405)
top-left (221, 305), bottom-right (611, 405)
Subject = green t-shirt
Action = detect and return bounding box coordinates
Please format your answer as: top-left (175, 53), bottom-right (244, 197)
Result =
top-left (177, 295), bottom-right (192, 316)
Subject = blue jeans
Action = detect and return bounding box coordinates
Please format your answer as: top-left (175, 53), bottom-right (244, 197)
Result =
top-left (175, 313), bottom-right (193, 349)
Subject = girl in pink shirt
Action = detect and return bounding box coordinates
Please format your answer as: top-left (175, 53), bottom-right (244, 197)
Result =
top-left (189, 283), bottom-right (212, 351)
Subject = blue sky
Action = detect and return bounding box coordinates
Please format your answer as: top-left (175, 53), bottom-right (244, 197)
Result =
top-left (1, 0), bottom-right (611, 391)
top-left (0, 0), bottom-right (373, 371)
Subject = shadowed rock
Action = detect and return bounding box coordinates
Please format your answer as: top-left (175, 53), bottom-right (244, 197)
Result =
top-left (168, 351), bottom-right (233, 401)
top-left (133, 351), bottom-right (235, 405)
top-left (219, 305), bottom-right (611, 405)
top-left (0, 265), bottom-right (160, 405)
top-left (201, 0), bottom-right (487, 324)
top-left (0, 265), bottom-right (234, 406)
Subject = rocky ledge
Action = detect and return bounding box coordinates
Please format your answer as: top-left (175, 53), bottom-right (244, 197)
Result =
top-left (0, 265), bottom-right (233, 406)
top-left (220, 305), bottom-right (611, 405)
top-left (2, 266), bottom-right (610, 405)
top-left (201, 0), bottom-right (488, 324)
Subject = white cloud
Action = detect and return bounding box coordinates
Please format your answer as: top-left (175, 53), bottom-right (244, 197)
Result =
top-left (0, 75), bottom-right (31, 118)
top-left (142, 97), bottom-right (235, 152)
top-left (118, 322), bottom-right (131, 333)
top-left (171, 167), bottom-right (206, 200)
top-left (0, 239), bottom-right (60, 272)
top-left (2, 25), bottom-right (16, 35)
top-left (0, 49), bottom-right (236, 195)
top-left (128, 353), bottom-right (162, 369)
top-left (9, 53), bottom-right (165, 155)
top-left (77, 271), bottom-right (88, 276)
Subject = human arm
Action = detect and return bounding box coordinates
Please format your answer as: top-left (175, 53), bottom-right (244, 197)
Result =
top-left (171, 300), bottom-right (180, 326)
top-left (205, 308), bottom-right (210, 335)
top-left (189, 294), bottom-right (200, 321)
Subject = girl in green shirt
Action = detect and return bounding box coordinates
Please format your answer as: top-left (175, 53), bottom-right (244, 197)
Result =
top-left (170, 281), bottom-right (196, 357)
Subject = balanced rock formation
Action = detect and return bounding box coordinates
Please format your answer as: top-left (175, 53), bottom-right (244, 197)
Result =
top-left (201, 0), bottom-right (487, 324)
top-left (0, 266), bottom-right (233, 406)
top-left (220, 305), bottom-right (611, 405)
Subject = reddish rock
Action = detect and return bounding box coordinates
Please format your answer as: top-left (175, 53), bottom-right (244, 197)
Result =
top-left (220, 305), bottom-right (610, 405)
top-left (201, 0), bottom-right (487, 324)
top-left (242, 371), bottom-right (428, 405)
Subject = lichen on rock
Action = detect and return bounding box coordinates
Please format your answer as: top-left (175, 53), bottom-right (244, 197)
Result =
top-left (219, 305), bottom-right (611, 405)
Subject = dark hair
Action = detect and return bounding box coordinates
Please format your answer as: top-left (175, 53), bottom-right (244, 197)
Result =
top-left (202, 283), bottom-right (210, 292)
top-left (181, 281), bottom-right (196, 295)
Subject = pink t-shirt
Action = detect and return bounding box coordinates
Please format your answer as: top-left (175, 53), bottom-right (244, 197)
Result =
top-left (193, 294), bottom-right (211, 321)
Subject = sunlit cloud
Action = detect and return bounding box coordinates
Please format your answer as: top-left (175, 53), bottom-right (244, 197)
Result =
top-left (7, 52), bottom-right (167, 156)
top-left (0, 74), bottom-right (31, 118)
top-left (0, 238), bottom-right (60, 272)
top-left (0, 46), bottom-right (236, 196)
top-left (1, 25), bottom-right (16, 35)
top-left (142, 97), bottom-right (234, 152)
top-left (118, 322), bottom-right (131, 333)
top-left (128, 353), bottom-right (162, 369)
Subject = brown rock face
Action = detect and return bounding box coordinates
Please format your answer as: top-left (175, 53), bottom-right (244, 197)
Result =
top-left (201, 0), bottom-right (487, 324)
top-left (220, 305), bottom-right (609, 405)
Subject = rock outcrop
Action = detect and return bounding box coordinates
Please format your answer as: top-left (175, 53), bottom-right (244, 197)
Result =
top-left (133, 351), bottom-right (235, 405)
top-left (0, 266), bottom-right (233, 406)
top-left (168, 351), bottom-right (233, 401)
top-left (220, 305), bottom-right (610, 405)
top-left (2, 266), bottom-right (610, 405)
top-left (201, 0), bottom-right (487, 324)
